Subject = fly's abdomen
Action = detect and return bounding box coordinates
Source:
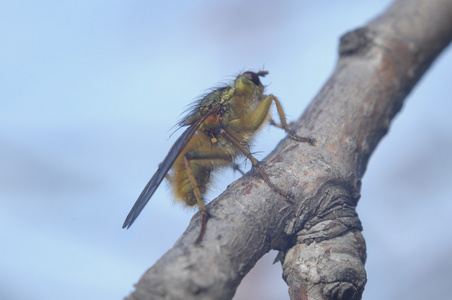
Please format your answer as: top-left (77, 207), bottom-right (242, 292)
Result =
top-left (169, 133), bottom-right (216, 206)
top-left (172, 166), bottom-right (212, 206)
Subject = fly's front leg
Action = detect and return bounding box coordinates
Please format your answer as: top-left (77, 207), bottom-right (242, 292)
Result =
top-left (269, 118), bottom-right (286, 128)
top-left (183, 151), bottom-right (233, 244)
top-left (230, 94), bottom-right (315, 146)
top-left (267, 95), bottom-right (316, 145)
top-left (219, 129), bottom-right (294, 204)
top-left (269, 118), bottom-right (295, 130)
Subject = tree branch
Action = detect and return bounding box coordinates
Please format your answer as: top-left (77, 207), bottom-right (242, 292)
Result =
top-left (124, 0), bottom-right (452, 299)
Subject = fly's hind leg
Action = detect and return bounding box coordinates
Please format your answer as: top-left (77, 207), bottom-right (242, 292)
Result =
top-left (183, 151), bottom-right (233, 244)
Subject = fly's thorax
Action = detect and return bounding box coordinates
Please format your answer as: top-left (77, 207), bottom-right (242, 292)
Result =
top-left (179, 71), bottom-right (267, 127)
top-left (182, 88), bottom-right (227, 126)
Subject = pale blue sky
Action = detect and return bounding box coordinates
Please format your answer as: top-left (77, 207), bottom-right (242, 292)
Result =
top-left (1, 1), bottom-right (451, 299)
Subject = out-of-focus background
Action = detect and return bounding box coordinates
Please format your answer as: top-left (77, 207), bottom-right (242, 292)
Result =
top-left (1, 1), bottom-right (451, 299)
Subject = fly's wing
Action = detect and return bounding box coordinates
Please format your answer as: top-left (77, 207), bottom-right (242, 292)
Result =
top-left (122, 105), bottom-right (221, 229)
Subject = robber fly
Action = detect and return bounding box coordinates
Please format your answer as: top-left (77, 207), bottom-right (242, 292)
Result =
top-left (123, 70), bottom-right (315, 243)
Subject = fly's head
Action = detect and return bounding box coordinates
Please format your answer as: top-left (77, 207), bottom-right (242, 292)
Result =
top-left (233, 71), bottom-right (267, 104)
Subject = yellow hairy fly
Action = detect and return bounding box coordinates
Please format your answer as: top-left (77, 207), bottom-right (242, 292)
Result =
top-left (123, 70), bottom-right (314, 243)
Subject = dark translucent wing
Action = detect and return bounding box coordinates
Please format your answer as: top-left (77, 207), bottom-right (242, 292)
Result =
top-left (122, 105), bottom-right (221, 229)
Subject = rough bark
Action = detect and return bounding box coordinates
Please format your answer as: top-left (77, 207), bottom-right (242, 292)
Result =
top-left (124, 0), bottom-right (452, 299)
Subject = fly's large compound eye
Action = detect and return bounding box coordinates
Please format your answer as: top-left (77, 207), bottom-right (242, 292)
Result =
top-left (243, 71), bottom-right (261, 85)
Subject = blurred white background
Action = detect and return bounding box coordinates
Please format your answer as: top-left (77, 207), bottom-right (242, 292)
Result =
top-left (1, 1), bottom-right (451, 299)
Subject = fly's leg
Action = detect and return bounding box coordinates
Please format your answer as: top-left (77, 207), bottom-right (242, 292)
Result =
top-left (183, 151), bottom-right (233, 244)
top-left (229, 94), bottom-right (316, 146)
top-left (183, 155), bottom-right (208, 244)
top-left (268, 95), bottom-right (316, 145)
top-left (269, 118), bottom-right (287, 128)
top-left (230, 163), bottom-right (245, 175)
top-left (219, 129), bottom-right (294, 204)
top-left (269, 118), bottom-right (296, 131)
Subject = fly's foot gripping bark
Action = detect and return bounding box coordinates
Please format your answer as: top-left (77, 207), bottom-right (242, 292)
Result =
top-left (195, 209), bottom-right (210, 245)
top-left (290, 134), bottom-right (316, 146)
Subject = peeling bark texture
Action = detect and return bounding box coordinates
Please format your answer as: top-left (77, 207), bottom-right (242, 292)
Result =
top-left (124, 0), bottom-right (452, 299)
